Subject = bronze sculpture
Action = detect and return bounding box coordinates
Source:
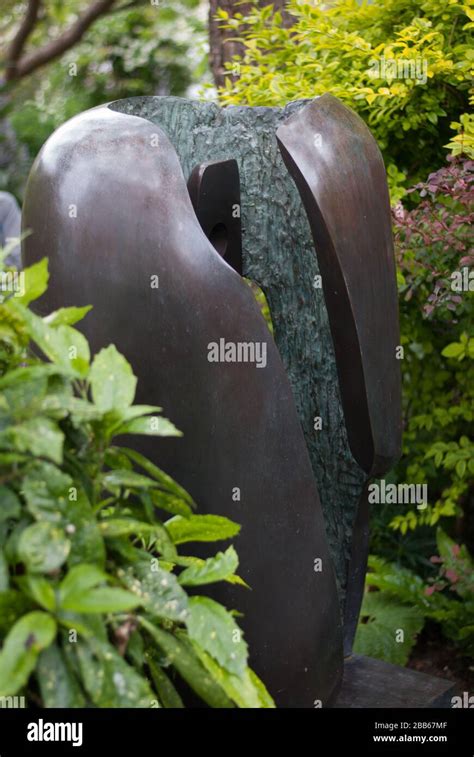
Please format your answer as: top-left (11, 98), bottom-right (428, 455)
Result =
top-left (22, 94), bottom-right (401, 707)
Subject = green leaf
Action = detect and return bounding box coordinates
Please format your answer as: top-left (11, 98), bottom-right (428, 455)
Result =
top-left (0, 364), bottom-right (68, 391)
top-left (354, 592), bottom-right (424, 665)
top-left (121, 562), bottom-right (188, 623)
top-left (17, 575), bottom-right (56, 611)
top-left (17, 442), bottom-right (70, 505)
top-left (186, 597), bottom-right (248, 676)
top-left (191, 642), bottom-right (274, 708)
top-left (456, 459), bottom-right (466, 477)
top-left (149, 490), bottom-right (193, 519)
top-left (441, 342), bottom-right (464, 359)
top-left (117, 415), bottom-right (181, 437)
top-left (18, 522), bottom-right (70, 573)
top-left (89, 345), bottom-right (137, 412)
top-left (165, 515), bottom-right (240, 545)
top-left (59, 564), bottom-right (108, 602)
top-left (15, 258), bottom-right (49, 306)
top-left (0, 487), bottom-right (21, 522)
top-left (16, 305), bottom-right (90, 376)
top-left (76, 637), bottom-right (155, 707)
top-left (179, 546), bottom-right (239, 586)
top-left (37, 642), bottom-right (86, 707)
top-left (436, 527), bottom-right (456, 562)
top-left (5, 417), bottom-right (64, 464)
top-left (61, 586), bottom-right (141, 614)
top-left (44, 305), bottom-right (92, 327)
top-left (102, 469), bottom-right (158, 490)
top-left (99, 518), bottom-right (176, 559)
top-left (0, 548), bottom-right (8, 591)
top-left (0, 591), bottom-right (33, 637)
top-left (147, 656), bottom-right (184, 708)
top-left (65, 490), bottom-right (106, 569)
top-left (0, 611), bottom-right (57, 696)
top-left (139, 618), bottom-right (233, 708)
top-left (248, 667), bottom-right (276, 708)
top-left (121, 447), bottom-right (195, 507)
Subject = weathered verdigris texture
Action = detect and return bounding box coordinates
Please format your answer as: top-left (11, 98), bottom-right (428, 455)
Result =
top-left (111, 97), bottom-right (367, 615)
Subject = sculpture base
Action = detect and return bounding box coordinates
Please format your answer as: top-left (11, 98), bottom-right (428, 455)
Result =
top-left (335, 655), bottom-right (457, 708)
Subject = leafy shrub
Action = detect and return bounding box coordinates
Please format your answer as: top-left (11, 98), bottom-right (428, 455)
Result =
top-left (217, 0), bottom-right (472, 194)
top-left (0, 254), bottom-right (273, 708)
top-left (354, 591), bottom-right (424, 666)
top-left (356, 527), bottom-right (474, 664)
top-left (388, 157), bottom-right (473, 537)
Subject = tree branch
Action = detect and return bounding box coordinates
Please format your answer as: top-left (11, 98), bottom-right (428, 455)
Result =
top-left (5, 0), bottom-right (118, 82)
top-left (5, 0), bottom-right (42, 78)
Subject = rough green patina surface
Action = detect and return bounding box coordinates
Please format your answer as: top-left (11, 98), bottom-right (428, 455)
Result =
top-left (111, 96), bottom-right (367, 613)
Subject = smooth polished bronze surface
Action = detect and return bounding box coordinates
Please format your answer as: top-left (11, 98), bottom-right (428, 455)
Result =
top-left (277, 94), bottom-right (402, 652)
top-left (187, 158), bottom-right (242, 274)
top-left (23, 104), bottom-right (344, 707)
top-left (277, 94), bottom-right (402, 478)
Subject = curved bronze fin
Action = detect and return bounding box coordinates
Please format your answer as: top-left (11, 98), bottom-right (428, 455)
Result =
top-left (277, 94), bottom-right (402, 477)
top-left (277, 94), bottom-right (402, 653)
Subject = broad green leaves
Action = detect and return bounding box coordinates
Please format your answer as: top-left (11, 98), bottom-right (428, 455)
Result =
top-left (18, 522), bottom-right (70, 573)
top-left (192, 645), bottom-right (274, 708)
top-left (186, 597), bottom-right (248, 677)
top-left (59, 564), bottom-right (140, 614)
top-left (6, 417), bottom-right (64, 464)
top-left (75, 637), bottom-right (155, 707)
top-left (37, 643), bottom-right (86, 707)
top-left (60, 587), bottom-right (140, 614)
top-left (18, 305), bottom-right (91, 377)
top-left (121, 562), bottom-right (188, 623)
top-left (89, 345), bottom-right (137, 412)
top-left (14, 258), bottom-right (49, 307)
top-left (44, 305), bottom-right (92, 328)
top-left (166, 515), bottom-right (240, 545)
top-left (179, 546), bottom-right (240, 586)
top-left (139, 619), bottom-right (233, 708)
top-left (354, 591), bottom-right (424, 666)
top-left (59, 564), bottom-right (108, 599)
top-left (0, 611), bottom-right (56, 696)
top-left (0, 487), bottom-right (21, 522)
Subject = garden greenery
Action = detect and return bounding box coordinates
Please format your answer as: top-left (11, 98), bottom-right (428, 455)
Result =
top-left (354, 528), bottom-right (474, 664)
top-left (0, 253), bottom-right (274, 708)
top-left (217, 0), bottom-right (473, 198)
